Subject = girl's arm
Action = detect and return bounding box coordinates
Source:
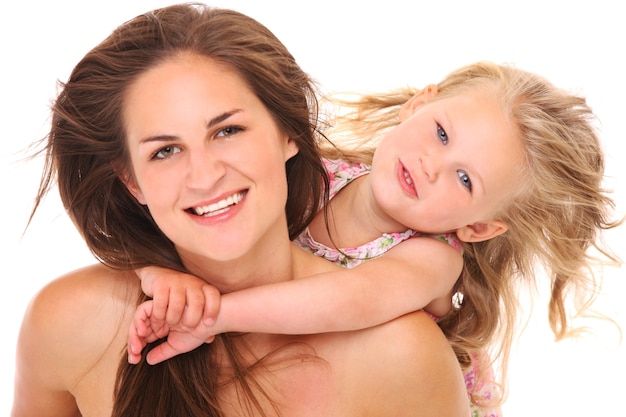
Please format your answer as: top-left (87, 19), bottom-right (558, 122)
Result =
top-left (133, 237), bottom-right (461, 364)
top-left (215, 237), bottom-right (462, 334)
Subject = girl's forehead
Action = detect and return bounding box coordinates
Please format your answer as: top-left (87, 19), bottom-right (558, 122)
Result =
top-left (427, 86), bottom-right (506, 125)
top-left (439, 82), bottom-right (500, 105)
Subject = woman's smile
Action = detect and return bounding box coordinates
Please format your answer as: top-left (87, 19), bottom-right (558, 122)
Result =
top-left (189, 190), bottom-right (248, 217)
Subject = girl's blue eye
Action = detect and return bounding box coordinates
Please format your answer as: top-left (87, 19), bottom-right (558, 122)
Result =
top-left (437, 124), bottom-right (448, 145)
top-left (152, 145), bottom-right (181, 160)
top-left (457, 170), bottom-right (472, 191)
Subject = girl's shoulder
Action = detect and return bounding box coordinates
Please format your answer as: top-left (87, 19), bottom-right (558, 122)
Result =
top-left (323, 157), bottom-right (370, 199)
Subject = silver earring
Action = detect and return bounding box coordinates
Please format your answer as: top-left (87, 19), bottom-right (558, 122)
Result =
top-left (452, 291), bottom-right (464, 309)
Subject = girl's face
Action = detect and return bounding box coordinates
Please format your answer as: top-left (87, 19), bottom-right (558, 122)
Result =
top-left (370, 85), bottom-right (524, 241)
top-left (122, 53), bottom-right (298, 271)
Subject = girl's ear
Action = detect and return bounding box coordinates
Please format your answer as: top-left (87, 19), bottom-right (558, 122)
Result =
top-left (456, 220), bottom-right (508, 243)
top-left (398, 84), bottom-right (439, 122)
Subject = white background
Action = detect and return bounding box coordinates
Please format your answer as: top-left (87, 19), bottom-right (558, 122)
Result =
top-left (2, 1), bottom-right (624, 415)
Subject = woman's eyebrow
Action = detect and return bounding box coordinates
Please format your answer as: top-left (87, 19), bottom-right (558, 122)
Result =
top-left (206, 109), bottom-right (243, 129)
top-left (139, 134), bottom-right (177, 145)
top-left (138, 109), bottom-right (244, 144)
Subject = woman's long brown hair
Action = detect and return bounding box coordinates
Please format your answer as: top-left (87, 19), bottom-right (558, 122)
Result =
top-left (32, 4), bottom-right (330, 416)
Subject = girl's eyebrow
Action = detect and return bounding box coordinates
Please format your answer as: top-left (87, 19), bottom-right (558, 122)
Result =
top-left (441, 109), bottom-right (455, 139)
top-left (472, 167), bottom-right (486, 196)
top-left (138, 109), bottom-right (244, 145)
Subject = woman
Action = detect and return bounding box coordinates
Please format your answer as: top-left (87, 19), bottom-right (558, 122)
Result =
top-left (12, 4), bottom-right (469, 417)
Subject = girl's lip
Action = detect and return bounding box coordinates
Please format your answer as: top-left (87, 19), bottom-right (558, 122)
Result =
top-left (398, 160), bottom-right (418, 197)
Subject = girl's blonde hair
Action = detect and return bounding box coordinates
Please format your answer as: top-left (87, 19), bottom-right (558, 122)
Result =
top-left (320, 61), bottom-right (622, 408)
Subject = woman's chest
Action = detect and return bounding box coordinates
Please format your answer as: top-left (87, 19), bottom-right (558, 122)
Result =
top-left (218, 334), bottom-right (350, 417)
top-left (71, 342), bottom-right (123, 416)
top-left (220, 359), bottom-right (342, 417)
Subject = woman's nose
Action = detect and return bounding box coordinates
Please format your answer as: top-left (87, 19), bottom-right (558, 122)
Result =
top-left (186, 147), bottom-right (226, 189)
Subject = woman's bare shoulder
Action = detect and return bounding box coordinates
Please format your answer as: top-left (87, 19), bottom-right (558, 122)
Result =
top-left (17, 264), bottom-right (139, 382)
top-left (13, 264), bottom-right (140, 416)
top-left (25, 263), bottom-right (139, 325)
top-left (337, 311), bottom-right (471, 417)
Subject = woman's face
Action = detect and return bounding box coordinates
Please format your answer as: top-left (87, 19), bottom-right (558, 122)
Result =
top-left (122, 53), bottom-right (298, 271)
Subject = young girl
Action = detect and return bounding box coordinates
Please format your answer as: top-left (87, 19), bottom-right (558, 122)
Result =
top-left (128, 62), bottom-right (622, 415)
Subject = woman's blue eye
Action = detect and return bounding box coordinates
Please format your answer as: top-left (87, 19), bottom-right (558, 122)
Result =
top-left (437, 124), bottom-right (448, 145)
top-left (153, 145), bottom-right (181, 160)
top-left (457, 170), bottom-right (472, 191)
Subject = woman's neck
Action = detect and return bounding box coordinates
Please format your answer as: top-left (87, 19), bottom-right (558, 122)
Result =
top-left (179, 230), bottom-right (297, 294)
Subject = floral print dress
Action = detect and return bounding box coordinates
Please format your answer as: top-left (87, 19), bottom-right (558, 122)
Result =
top-left (294, 158), bottom-right (502, 417)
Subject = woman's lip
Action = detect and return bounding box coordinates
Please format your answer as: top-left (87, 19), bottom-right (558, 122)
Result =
top-left (398, 160), bottom-right (418, 197)
top-left (189, 190), bottom-right (247, 215)
top-left (186, 190), bottom-right (248, 224)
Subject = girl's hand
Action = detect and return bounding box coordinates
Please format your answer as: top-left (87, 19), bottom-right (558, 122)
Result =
top-left (136, 266), bottom-right (221, 329)
top-left (128, 286), bottom-right (221, 364)
top-left (128, 266), bottom-right (221, 364)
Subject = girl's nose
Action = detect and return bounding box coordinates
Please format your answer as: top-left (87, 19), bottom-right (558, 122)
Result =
top-left (421, 154), bottom-right (440, 182)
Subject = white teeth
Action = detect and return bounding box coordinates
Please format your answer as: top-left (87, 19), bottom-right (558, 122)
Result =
top-left (192, 192), bottom-right (245, 216)
top-left (403, 169), bottom-right (414, 186)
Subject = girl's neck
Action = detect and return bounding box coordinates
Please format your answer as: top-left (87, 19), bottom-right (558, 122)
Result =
top-left (311, 174), bottom-right (407, 249)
